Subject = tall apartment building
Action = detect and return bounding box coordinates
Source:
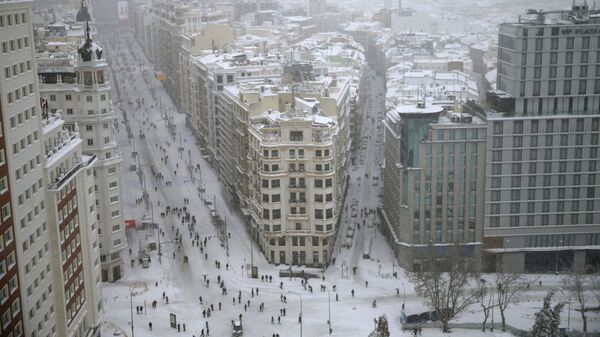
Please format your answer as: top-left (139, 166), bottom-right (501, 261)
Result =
top-left (42, 114), bottom-right (102, 337)
top-left (381, 103), bottom-right (487, 271)
top-left (485, 4), bottom-right (600, 273)
top-left (38, 25), bottom-right (126, 282)
top-left (178, 27), bottom-right (235, 153)
top-left (1, 2), bottom-right (53, 336)
top-left (248, 99), bottom-right (339, 266)
top-left (0, 84), bottom-right (23, 337)
top-left (146, 0), bottom-right (227, 109)
top-left (1, 2), bottom-right (102, 336)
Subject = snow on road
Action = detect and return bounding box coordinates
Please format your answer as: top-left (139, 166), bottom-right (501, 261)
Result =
top-left (96, 28), bottom-right (599, 337)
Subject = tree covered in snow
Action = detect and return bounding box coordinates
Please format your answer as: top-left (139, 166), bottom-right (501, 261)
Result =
top-left (368, 315), bottom-right (390, 337)
top-left (531, 290), bottom-right (564, 337)
top-left (407, 244), bottom-right (480, 332)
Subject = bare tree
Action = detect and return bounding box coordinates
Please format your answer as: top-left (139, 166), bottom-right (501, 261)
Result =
top-left (495, 270), bottom-right (526, 332)
top-left (475, 279), bottom-right (494, 332)
top-left (563, 274), bottom-right (589, 332)
top-left (407, 244), bottom-right (480, 333)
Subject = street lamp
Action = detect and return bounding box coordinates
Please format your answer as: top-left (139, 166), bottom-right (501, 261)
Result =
top-left (555, 239), bottom-right (563, 274)
top-left (129, 284), bottom-right (136, 337)
top-left (402, 283), bottom-right (406, 308)
top-left (288, 291), bottom-right (303, 337)
top-left (327, 290), bottom-right (332, 335)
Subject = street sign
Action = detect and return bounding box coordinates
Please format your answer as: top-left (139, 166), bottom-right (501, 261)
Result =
top-left (170, 313), bottom-right (176, 328)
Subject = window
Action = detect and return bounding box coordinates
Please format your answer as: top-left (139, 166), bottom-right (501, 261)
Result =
top-left (290, 131), bottom-right (303, 141)
top-left (1, 204), bottom-right (11, 221)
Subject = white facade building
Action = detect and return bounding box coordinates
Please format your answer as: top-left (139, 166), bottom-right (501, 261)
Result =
top-left (39, 25), bottom-right (126, 282)
top-left (1, 2), bottom-right (103, 336)
top-left (248, 101), bottom-right (339, 266)
top-left (485, 4), bottom-right (600, 273)
top-left (0, 2), bottom-right (54, 336)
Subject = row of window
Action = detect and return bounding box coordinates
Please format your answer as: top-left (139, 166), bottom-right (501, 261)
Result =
top-left (66, 291), bottom-right (85, 324)
top-left (17, 176), bottom-right (42, 208)
top-left (4, 60), bottom-right (32, 79)
top-left (489, 211), bottom-right (595, 227)
top-left (262, 192), bottom-right (334, 203)
top-left (48, 93), bottom-right (107, 102)
top-left (18, 202), bottom-right (46, 233)
top-left (23, 243), bottom-right (48, 278)
top-left (522, 64), bottom-right (600, 80)
top-left (1, 36), bottom-right (29, 54)
top-left (493, 135), bottom-right (599, 150)
top-left (21, 228), bottom-right (48, 256)
top-left (12, 130), bottom-right (38, 157)
top-left (6, 83), bottom-right (35, 104)
top-left (59, 217), bottom-right (79, 246)
top-left (0, 292), bottom-right (21, 335)
top-left (522, 50), bottom-right (599, 66)
top-left (493, 149), bottom-right (599, 164)
top-left (262, 148), bottom-right (332, 158)
top-left (490, 172), bottom-right (598, 190)
top-left (490, 198), bottom-right (596, 215)
top-left (65, 270), bottom-right (84, 303)
top-left (0, 250), bottom-right (16, 281)
top-left (63, 252), bottom-right (82, 287)
top-left (0, 12), bottom-right (27, 28)
top-left (9, 105), bottom-right (36, 129)
top-left (59, 180), bottom-right (76, 203)
top-left (26, 279), bottom-right (54, 334)
top-left (521, 78), bottom-right (600, 96)
top-left (84, 123), bottom-right (111, 132)
top-left (493, 118), bottom-right (600, 135)
top-left (520, 35), bottom-right (599, 51)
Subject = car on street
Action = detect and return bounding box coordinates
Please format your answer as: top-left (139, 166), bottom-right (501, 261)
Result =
top-left (232, 320), bottom-right (243, 336)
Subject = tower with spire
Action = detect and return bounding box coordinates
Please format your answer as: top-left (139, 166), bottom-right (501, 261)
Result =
top-left (63, 6), bottom-right (128, 284)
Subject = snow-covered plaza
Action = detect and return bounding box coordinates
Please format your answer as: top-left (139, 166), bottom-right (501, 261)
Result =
top-left (97, 28), bottom-right (599, 337)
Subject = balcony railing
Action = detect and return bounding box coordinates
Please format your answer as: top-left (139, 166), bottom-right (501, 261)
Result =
top-left (49, 160), bottom-right (82, 190)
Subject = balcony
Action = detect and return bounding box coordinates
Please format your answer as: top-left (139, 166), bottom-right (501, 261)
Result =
top-left (288, 184), bottom-right (306, 189)
top-left (289, 199), bottom-right (307, 204)
top-left (49, 159), bottom-right (82, 191)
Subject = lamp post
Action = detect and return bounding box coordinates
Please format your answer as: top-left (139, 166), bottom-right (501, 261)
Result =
top-left (129, 284), bottom-right (135, 337)
top-left (555, 239), bottom-right (563, 274)
top-left (327, 290), bottom-right (331, 335)
top-left (289, 291), bottom-right (303, 337)
top-left (402, 282), bottom-right (406, 308)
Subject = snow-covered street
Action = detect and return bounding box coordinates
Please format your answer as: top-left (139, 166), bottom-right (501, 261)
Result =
top-left (95, 27), bottom-right (599, 337)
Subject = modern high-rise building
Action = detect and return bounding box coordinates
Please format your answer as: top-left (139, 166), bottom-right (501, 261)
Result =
top-left (381, 102), bottom-right (487, 271)
top-left (484, 4), bottom-right (600, 273)
top-left (41, 113), bottom-right (102, 337)
top-left (247, 99), bottom-right (339, 266)
top-left (1, 2), bottom-right (102, 336)
top-left (1, 2), bottom-right (53, 336)
top-left (38, 23), bottom-right (127, 282)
